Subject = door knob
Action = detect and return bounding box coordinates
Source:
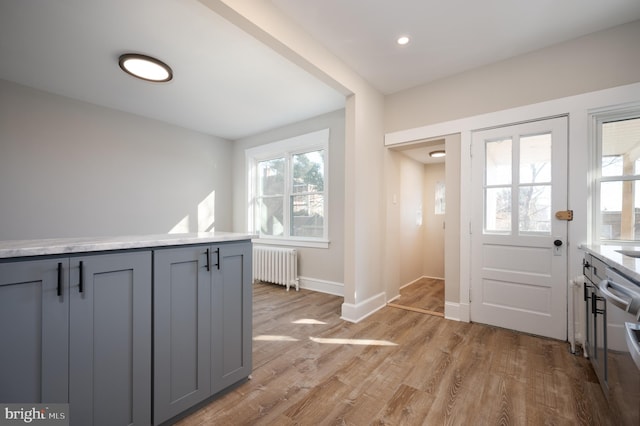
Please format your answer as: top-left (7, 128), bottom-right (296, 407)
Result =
top-left (554, 239), bottom-right (563, 247)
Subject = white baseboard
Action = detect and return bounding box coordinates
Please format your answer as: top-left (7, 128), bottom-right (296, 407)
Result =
top-left (387, 293), bottom-right (401, 303)
top-left (400, 275), bottom-right (445, 290)
top-left (341, 291), bottom-right (386, 323)
top-left (444, 301), bottom-right (470, 322)
top-left (399, 276), bottom-right (425, 290)
top-left (299, 276), bottom-right (343, 296)
top-left (424, 275), bottom-right (445, 281)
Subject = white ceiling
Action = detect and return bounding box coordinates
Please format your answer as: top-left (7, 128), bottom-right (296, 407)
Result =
top-left (391, 140), bottom-right (446, 165)
top-left (1, 1), bottom-right (639, 141)
top-left (272, 0), bottom-right (640, 94)
top-left (0, 0), bottom-right (345, 140)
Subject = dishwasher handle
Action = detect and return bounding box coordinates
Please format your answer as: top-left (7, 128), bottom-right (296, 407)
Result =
top-left (599, 279), bottom-right (633, 312)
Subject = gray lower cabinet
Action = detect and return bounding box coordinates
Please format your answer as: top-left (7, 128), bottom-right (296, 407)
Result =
top-left (69, 251), bottom-right (152, 426)
top-left (211, 242), bottom-right (252, 395)
top-left (0, 251), bottom-right (152, 426)
top-left (153, 245), bottom-right (212, 424)
top-left (154, 241), bottom-right (252, 425)
top-left (0, 239), bottom-right (250, 426)
top-left (0, 258), bottom-right (70, 403)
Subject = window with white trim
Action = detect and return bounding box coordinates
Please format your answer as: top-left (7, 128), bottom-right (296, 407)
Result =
top-left (594, 107), bottom-right (640, 242)
top-left (246, 129), bottom-right (329, 247)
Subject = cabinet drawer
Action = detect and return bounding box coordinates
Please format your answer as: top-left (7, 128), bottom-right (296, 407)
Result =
top-left (590, 255), bottom-right (608, 283)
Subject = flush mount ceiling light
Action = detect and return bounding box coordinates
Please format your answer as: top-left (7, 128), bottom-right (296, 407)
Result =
top-left (429, 150), bottom-right (446, 158)
top-left (118, 53), bottom-right (173, 82)
top-left (397, 35), bottom-right (410, 45)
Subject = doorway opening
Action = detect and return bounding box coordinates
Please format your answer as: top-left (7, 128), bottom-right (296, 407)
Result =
top-left (388, 277), bottom-right (445, 317)
top-left (387, 138), bottom-right (447, 317)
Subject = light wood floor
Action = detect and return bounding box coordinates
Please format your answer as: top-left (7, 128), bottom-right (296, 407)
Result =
top-left (176, 283), bottom-right (615, 425)
top-left (388, 278), bottom-right (444, 316)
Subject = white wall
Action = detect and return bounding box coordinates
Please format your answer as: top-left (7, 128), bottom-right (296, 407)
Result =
top-left (398, 154), bottom-right (425, 287)
top-left (232, 109), bottom-right (345, 290)
top-left (385, 20), bottom-right (640, 134)
top-left (444, 134), bottom-right (461, 305)
top-left (385, 150), bottom-right (426, 300)
top-left (0, 79), bottom-right (233, 240)
top-left (204, 0), bottom-right (387, 321)
top-left (423, 163), bottom-right (445, 279)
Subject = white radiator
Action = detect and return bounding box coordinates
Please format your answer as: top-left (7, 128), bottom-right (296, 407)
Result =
top-left (253, 246), bottom-right (299, 291)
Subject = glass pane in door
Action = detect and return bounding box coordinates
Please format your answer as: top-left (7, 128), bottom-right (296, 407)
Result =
top-left (485, 138), bottom-right (512, 234)
top-left (485, 188), bottom-right (511, 232)
top-left (486, 138), bottom-right (512, 185)
top-left (519, 185), bottom-right (551, 233)
top-left (520, 133), bottom-right (551, 183)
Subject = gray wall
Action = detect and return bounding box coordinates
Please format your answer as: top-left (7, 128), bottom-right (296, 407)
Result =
top-left (0, 79), bottom-right (233, 240)
top-left (232, 109), bottom-right (345, 287)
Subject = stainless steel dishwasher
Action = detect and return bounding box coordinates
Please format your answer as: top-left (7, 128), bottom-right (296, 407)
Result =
top-left (598, 267), bottom-right (640, 425)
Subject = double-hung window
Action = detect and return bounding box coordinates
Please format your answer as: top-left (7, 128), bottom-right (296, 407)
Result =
top-left (594, 108), bottom-right (640, 242)
top-left (247, 129), bottom-right (329, 247)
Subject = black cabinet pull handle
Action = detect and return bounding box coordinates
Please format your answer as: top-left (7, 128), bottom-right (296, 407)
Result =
top-left (583, 282), bottom-right (589, 302)
top-left (595, 296), bottom-right (605, 315)
top-left (205, 248), bottom-right (210, 271)
top-left (57, 262), bottom-right (63, 296)
top-left (78, 261), bottom-right (84, 293)
top-left (215, 248), bottom-right (220, 270)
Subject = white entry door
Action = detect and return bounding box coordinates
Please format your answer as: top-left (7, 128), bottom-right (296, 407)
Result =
top-left (471, 117), bottom-right (568, 340)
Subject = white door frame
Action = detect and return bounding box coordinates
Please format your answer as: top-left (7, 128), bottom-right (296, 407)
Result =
top-left (384, 82), bottom-right (640, 325)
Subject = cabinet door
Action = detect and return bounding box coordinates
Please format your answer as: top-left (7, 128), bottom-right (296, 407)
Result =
top-left (69, 251), bottom-right (151, 426)
top-left (154, 246), bottom-right (211, 425)
top-left (211, 242), bottom-right (252, 394)
top-left (0, 258), bottom-right (69, 403)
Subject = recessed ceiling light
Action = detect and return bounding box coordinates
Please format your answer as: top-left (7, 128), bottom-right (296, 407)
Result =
top-left (429, 150), bottom-right (446, 158)
top-left (397, 36), bottom-right (410, 46)
top-left (118, 53), bottom-right (173, 83)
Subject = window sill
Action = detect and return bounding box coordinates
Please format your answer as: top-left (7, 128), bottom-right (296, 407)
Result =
top-left (252, 237), bottom-right (329, 249)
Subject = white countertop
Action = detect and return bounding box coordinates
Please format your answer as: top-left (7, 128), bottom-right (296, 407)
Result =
top-left (0, 232), bottom-right (255, 259)
top-left (580, 244), bottom-right (640, 283)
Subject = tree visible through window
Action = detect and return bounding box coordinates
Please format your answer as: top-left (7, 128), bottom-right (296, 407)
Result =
top-left (484, 133), bottom-right (552, 235)
top-left (248, 129), bottom-right (329, 243)
top-left (291, 151), bottom-right (325, 238)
